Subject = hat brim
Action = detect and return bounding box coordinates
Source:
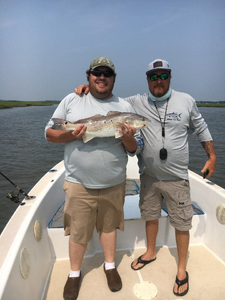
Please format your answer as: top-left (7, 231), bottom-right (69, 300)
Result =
top-left (146, 68), bottom-right (171, 75)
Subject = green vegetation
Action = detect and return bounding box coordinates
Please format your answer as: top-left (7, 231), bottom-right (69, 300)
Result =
top-left (0, 100), bottom-right (60, 109)
top-left (197, 103), bottom-right (225, 108)
top-left (0, 100), bottom-right (224, 109)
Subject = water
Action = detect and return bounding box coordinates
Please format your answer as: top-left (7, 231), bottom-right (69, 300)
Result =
top-left (0, 105), bottom-right (64, 233)
top-left (0, 106), bottom-right (224, 233)
top-left (188, 107), bottom-right (225, 188)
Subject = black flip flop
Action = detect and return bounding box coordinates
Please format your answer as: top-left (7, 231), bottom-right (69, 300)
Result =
top-left (131, 255), bottom-right (156, 271)
top-left (173, 271), bottom-right (189, 296)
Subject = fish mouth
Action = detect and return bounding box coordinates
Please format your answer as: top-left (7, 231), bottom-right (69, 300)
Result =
top-left (143, 121), bottom-right (151, 128)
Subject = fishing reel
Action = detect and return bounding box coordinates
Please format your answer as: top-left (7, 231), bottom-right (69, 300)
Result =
top-left (6, 191), bottom-right (25, 205)
top-left (1, 171), bottom-right (35, 206)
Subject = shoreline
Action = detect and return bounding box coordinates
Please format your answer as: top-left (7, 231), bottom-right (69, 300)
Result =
top-left (0, 100), bottom-right (60, 109)
top-left (0, 100), bottom-right (224, 109)
top-left (196, 103), bottom-right (225, 108)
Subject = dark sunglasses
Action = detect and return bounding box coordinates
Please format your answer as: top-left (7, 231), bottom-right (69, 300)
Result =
top-left (90, 70), bottom-right (115, 78)
top-left (148, 73), bottom-right (170, 81)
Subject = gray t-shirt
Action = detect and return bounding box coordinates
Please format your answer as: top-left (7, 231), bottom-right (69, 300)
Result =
top-left (123, 90), bottom-right (212, 180)
top-left (45, 92), bottom-right (143, 188)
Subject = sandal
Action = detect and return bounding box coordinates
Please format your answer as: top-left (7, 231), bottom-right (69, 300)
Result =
top-left (131, 255), bottom-right (156, 271)
top-left (173, 271), bottom-right (189, 296)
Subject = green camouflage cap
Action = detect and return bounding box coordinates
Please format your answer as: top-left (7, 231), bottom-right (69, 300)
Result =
top-left (89, 56), bottom-right (115, 72)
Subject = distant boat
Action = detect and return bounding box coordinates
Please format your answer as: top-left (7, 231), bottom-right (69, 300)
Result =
top-left (0, 156), bottom-right (225, 300)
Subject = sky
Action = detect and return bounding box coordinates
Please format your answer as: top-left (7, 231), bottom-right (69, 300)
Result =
top-left (0, 0), bottom-right (225, 102)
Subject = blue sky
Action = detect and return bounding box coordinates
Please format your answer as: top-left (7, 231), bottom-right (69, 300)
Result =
top-left (0, 0), bottom-right (224, 102)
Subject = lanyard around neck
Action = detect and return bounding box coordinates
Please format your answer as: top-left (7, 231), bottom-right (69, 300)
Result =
top-left (153, 99), bottom-right (169, 139)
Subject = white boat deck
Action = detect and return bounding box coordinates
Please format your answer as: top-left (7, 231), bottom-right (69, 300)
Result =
top-left (45, 245), bottom-right (225, 300)
top-left (44, 192), bottom-right (225, 300)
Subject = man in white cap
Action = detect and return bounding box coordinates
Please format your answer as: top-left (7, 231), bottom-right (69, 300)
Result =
top-left (75, 58), bottom-right (216, 297)
top-left (45, 56), bottom-right (143, 300)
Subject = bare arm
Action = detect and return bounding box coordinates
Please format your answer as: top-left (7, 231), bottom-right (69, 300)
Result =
top-left (46, 125), bottom-right (87, 144)
top-left (200, 140), bottom-right (216, 178)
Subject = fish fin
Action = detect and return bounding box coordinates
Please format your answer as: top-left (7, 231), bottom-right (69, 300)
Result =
top-left (115, 129), bottom-right (123, 139)
top-left (116, 123), bottom-right (129, 132)
top-left (74, 114), bottom-right (103, 124)
top-left (107, 111), bottom-right (121, 116)
top-left (82, 133), bottom-right (94, 143)
top-left (90, 114), bottom-right (104, 119)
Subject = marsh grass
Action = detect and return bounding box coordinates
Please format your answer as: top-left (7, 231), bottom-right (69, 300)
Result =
top-left (0, 100), bottom-right (60, 109)
top-left (196, 103), bottom-right (225, 107)
top-left (0, 100), bottom-right (224, 109)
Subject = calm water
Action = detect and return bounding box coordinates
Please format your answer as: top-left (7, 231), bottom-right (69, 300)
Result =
top-left (0, 106), bottom-right (224, 233)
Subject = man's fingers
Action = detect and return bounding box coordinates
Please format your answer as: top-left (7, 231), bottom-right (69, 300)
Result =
top-left (72, 125), bottom-right (87, 138)
top-left (74, 87), bottom-right (83, 96)
top-left (121, 124), bottom-right (136, 137)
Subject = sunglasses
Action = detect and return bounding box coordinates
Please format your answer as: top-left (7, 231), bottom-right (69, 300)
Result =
top-left (90, 70), bottom-right (115, 78)
top-left (148, 73), bottom-right (170, 81)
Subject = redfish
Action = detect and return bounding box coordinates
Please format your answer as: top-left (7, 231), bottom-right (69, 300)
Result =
top-left (52, 111), bottom-right (150, 143)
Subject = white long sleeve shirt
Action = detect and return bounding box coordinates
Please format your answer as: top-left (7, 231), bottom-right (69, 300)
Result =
top-left (124, 90), bottom-right (212, 180)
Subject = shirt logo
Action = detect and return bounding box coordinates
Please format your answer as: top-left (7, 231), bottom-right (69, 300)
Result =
top-left (153, 61), bottom-right (163, 68)
top-left (166, 112), bottom-right (182, 121)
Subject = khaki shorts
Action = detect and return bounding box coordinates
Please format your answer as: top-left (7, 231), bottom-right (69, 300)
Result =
top-left (63, 180), bottom-right (126, 244)
top-left (140, 174), bottom-right (193, 231)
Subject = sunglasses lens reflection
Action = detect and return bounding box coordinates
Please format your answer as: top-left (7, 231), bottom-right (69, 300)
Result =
top-left (149, 73), bottom-right (169, 81)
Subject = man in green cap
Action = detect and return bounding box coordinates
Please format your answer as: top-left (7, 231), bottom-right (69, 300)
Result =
top-left (45, 56), bottom-right (144, 300)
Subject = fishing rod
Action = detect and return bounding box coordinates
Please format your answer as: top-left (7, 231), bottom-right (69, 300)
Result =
top-left (0, 171), bottom-right (35, 205)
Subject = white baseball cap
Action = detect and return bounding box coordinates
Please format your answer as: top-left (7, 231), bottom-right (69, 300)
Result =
top-left (146, 59), bottom-right (171, 75)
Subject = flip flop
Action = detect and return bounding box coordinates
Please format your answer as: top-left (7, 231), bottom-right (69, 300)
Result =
top-left (173, 271), bottom-right (189, 296)
top-left (131, 255), bottom-right (156, 271)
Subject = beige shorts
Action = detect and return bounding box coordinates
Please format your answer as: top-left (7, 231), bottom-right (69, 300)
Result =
top-left (140, 174), bottom-right (193, 231)
top-left (63, 180), bottom-right (126, 244)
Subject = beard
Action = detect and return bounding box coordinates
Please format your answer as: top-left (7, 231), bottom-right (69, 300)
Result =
top-left (151, 84), bottom-right (168, 97)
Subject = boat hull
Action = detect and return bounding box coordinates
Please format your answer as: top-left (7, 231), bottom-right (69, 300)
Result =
top-left (0, 157), bottom-right (224, 299)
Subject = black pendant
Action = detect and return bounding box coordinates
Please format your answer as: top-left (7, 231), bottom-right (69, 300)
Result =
top-left (160, 148), bottom-right (167, 160)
